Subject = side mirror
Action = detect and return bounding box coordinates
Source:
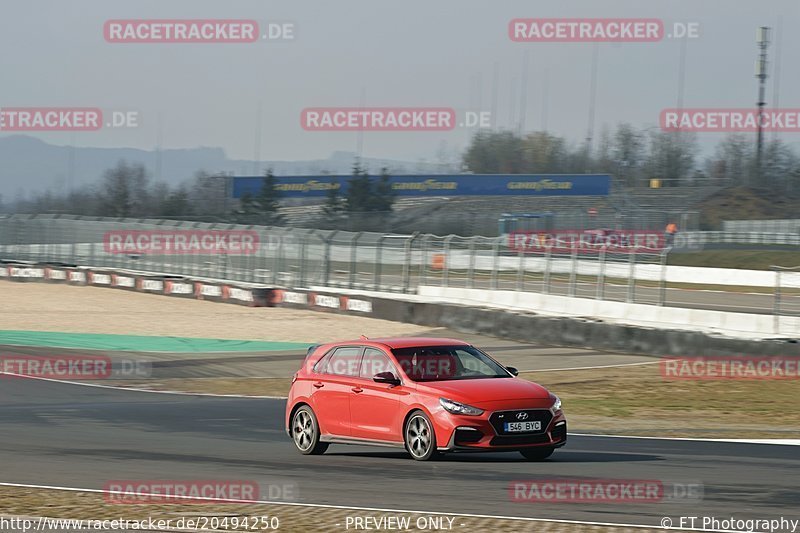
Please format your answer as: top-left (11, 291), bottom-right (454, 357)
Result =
top-left (506, 366), bottom-right (519, 376)
top-left (373, 371), bottom-right (401, 386)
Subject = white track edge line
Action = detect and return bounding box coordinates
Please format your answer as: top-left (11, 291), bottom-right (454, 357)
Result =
top-left (570, 433), bottom-right (800, 445)
top-left (520, 360), bottom-right (661, 372)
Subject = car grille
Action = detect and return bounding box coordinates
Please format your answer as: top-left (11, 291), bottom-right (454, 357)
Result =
top-left (489, 409), bottom-right (553, 436)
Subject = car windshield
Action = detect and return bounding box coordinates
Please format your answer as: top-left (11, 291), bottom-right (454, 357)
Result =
top-left (392, 345), bottom-right (510, 382)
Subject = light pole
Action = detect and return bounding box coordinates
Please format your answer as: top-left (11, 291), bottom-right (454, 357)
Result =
top-left (755, 26), bottom-right (770, 185)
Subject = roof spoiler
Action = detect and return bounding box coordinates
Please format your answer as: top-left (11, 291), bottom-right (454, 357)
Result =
top-left (305, 344), bottom-right (321, 357)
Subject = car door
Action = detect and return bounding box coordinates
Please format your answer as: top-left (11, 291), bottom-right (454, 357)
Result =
top-left (310, 346), bottom-right (363, 437)
top-left (349, 347), bottom-right (406, 443)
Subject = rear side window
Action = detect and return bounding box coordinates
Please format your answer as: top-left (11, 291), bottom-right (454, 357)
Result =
top-left (324, 346), bottom-right (363, 377)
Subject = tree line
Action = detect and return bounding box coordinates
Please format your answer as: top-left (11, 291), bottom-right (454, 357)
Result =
top-left (7, 161), bottom-right (396, 223)
top-left (464, 126), bottom-right (800, 193)
top-left (6, 123), bottom-right (799, 220)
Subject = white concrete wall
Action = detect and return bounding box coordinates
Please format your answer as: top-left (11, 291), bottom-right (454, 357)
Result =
top-left (417, 285), bottom-right (786, 338)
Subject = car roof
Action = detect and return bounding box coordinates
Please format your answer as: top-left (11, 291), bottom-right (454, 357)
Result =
top-left (334, 337), bottom-right (471, 349)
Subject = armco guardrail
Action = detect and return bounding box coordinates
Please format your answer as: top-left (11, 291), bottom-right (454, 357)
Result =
top-left (1, 214), bottom-right (798, 335)
top-left (723, 219), bottom-right (800, 234)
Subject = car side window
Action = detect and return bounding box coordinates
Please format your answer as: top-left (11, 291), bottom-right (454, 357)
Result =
top-left (324, 346), bottom-right (362, 377)
top-left (359, 348), bottom-right (397, 379)
top-left (312, 351), bottom-right (332, 373)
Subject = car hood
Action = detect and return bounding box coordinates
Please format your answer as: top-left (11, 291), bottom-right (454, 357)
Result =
top-left (416, 377), bottom-right (551, 403)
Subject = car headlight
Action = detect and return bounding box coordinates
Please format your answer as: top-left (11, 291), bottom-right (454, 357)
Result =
top-left (439, 398), bottom-right (484, 416)
top-left (551, 396), bottom-right (562, 413)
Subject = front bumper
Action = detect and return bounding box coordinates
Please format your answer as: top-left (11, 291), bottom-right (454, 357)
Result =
top-left (437, 409), bottom-right (567, 451)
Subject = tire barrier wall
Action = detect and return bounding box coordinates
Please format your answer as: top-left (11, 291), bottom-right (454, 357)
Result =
top-left (0, 262), bottom-right (278, 308)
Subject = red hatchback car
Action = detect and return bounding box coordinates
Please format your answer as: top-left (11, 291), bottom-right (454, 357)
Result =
top-left (286, 337), bottom-right (566, 461)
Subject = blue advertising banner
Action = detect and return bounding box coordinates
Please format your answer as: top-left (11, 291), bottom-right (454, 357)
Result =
top-left (231, 174), bottom-right (611, 199)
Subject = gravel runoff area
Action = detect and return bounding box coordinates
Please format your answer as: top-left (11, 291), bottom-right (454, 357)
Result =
top-left (0, 283), bottom-right (429, 342)
top-left (0, 486), bottom-right (664, 532)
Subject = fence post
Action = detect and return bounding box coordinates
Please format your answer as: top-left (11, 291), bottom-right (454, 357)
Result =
top-left (374, 235), bottom-right (386, 290)
top-left (70, 221), bottom-right (78, 265)
top-left (543, 247), bottom-right (551, 294)
top-left (419, 234), bottom-right (430, 287)
top-left (773, 267), bottom-right (781, 334)
top-left (568, 247), bottom-right (577, 297)
top-left (466, 236), bottom-right (477, 289)
top-left (298, 231), bottom-right (309, 287)
top-left (659, 249), bottom-right (669, 306)
top-left (516, 242), bottom-right (525, 291)
top-left (490, 237), bottom-right (501, 290)
top-left (627, 249), bottom-right (636, 303)
top-left (246, 225), bottom-right (258, 283)
top-left (596, 247), bottom-right (606, 300)
top-left (272, 231), bottom-right (283, 286)
top-left (442, 235), bottom-right (454, 288)
top-left (401, 233), bottom-right (417, 294)
top-left (322, 231), bottom-right (336, 287)
top-left (349, 232), bottom-right (362, 289)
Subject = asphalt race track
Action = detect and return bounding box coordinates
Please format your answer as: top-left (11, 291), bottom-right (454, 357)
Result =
top-left (2, 377), bottom-right (798, 529)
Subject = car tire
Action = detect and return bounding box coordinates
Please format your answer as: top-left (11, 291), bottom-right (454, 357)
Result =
top-left (404, 410), bottom-right (438, 461)
top-left (291, 406), bottom-right (328, 455)
top-left (519, 447), bottom-right (554, 461)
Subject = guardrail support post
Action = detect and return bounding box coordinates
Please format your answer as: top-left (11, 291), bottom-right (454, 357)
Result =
top-left (626, 249), bottom-right (636, 303)
top-left (419, 235), bottom-right (430, 287)
top-left (298, 231), bottom-right (309, 288)
top-left (596, 247), bottom-right (606, 300)
top-left (568, 248), bottom-right (578, 297)
top-left (374, 235), bottom-right (386, 290)
top-left (349, 232), bottom-right (362, 289)
top-left (322, 231), bottom-right (337, 287)
top-left (659, 249), bottom-right (669, 306)
top-left (401, 233), bottom-right (417, 294)
top-left (443, 235), bottom-right (454, 288)
top-left (773, 268), bottom-right (781, 334)
top-left (466, 236), bottom-right (477, 289)
top-left (490, 237), bottom-right (501, 290)
top-left (543, 248), bottom-right (551, 294)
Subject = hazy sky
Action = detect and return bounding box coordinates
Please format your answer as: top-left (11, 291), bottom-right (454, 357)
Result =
top-left (1, 0), bottom-right (798, 165)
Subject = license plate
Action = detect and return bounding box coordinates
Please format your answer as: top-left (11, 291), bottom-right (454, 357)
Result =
top-left (504, 421), bottom-right (541, 433)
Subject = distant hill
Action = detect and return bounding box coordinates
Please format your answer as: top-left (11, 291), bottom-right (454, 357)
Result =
top-left (695, 186), bottom-right (800, 230)
top-left (0, 135), bottom-right (454, 199)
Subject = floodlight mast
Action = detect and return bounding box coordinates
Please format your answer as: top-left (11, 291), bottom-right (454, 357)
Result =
top-left (755, 26), bottom-right (770, 184)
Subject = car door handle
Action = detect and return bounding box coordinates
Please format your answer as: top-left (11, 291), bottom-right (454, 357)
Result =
top-left (351, 387), bottom-right (363, 393)
top-left (313, 382), bottom-right (324, 389)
